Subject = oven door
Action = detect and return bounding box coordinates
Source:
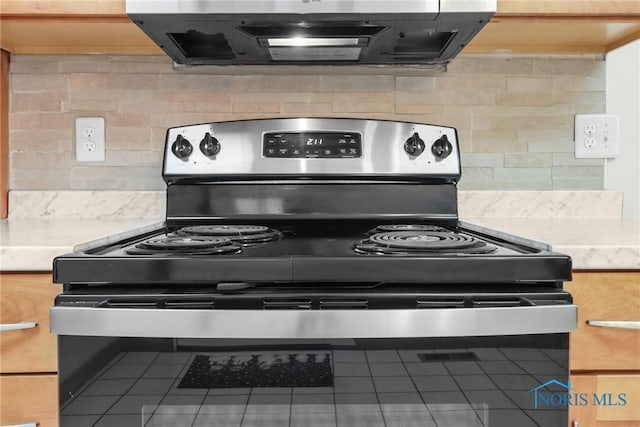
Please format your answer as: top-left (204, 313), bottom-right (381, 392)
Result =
top-left (52, 292), bottom-right (576, 427)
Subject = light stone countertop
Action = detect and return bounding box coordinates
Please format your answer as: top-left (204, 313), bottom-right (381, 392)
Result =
top-left (464, 217), bottom-right (640, 270)
top-left (0, 217), bottom-right (638, 272)
top-left (0, 218), bottom-right (162, 271)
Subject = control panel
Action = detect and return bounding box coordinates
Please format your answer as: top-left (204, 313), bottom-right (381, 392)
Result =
top-left (263, 132), bottom-right (362, 158)
top-left (163, 118), bottom-right (460, 179)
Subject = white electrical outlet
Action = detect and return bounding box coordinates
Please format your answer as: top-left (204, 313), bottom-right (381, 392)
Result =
top-left (75, 117), bottom-right (105, 162)
top-left (574, 114), bottom-right (619, 159)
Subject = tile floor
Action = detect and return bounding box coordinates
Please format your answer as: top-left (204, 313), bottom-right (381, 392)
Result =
top-left (60, 347), bottom-right (567, 427)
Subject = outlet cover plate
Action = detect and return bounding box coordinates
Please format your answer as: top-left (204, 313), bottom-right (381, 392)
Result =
top-left (574, 114), bottom-right (619, 159)
top-left (75, 117), bottom-right (105, 162)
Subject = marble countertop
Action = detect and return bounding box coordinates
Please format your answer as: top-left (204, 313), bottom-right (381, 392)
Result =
top-left (0, 219), bottom-right (162, 271)
top-left (1, 217), bottom-right (638, 271)
top-left (465, 217), bottom-right (639, 270)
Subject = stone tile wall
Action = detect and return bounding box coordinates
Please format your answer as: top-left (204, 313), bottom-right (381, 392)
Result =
top-left (9, 55), bottom-right (605, 190)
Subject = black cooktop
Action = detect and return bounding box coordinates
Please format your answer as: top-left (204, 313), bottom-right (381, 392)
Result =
top-left (53, 221), bottom-right (571, 285)
top-left (125, 223), bottom-right (496, 256)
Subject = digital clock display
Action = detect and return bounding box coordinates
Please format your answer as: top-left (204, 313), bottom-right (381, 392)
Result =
top-left (263, 132), bottom-right (362, 158)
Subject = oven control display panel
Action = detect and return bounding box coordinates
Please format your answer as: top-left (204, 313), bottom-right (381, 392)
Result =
top-left (263, 132), bottom-right (362, 158)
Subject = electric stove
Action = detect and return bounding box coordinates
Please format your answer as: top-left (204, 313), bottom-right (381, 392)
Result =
top-left (51, 118), bottom-right (576, 427)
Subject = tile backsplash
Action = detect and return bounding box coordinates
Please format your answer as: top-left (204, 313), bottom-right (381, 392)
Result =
top-left (9, 55), bottom-right (605, 190)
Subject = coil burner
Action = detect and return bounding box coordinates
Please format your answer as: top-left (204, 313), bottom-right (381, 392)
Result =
top-left (366, 224), bottom-right (450, 234)
top-left (354, 227), bottom-right (497, 255)
top-left (177, 225), bottom-right (283, 244)
top-left (126, 236), bottom-right (242, 255)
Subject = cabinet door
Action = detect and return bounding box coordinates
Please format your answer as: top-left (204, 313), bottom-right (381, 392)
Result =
top-left (570, 374), bottom-right (640, 427)
top-left (0, 273), bottom-right (60, 373)
top-left (0, 374), bottom-right (58, 427)
top-left (498, 0), bottom-right (640, 15)
top-left (566, 272), bottom-right (640, 371)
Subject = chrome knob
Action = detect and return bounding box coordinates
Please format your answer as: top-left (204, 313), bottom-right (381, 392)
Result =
top-left (200, 132), bottom-right (221, 157)
top-left (171, 135), bottom-right (193, 159)
top-left (431, 135), bottom-right (453, 160)
top-left (404, 132), bottom-right (425, 156)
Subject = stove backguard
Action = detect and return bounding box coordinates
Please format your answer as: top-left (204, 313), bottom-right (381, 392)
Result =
top-left (162, 118), bottom-right (463, 224)
top-left (166, 183), bottom-right (458, 223)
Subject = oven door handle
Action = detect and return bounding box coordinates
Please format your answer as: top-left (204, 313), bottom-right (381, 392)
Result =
top-left (51, 305), bottom-right (577, 339)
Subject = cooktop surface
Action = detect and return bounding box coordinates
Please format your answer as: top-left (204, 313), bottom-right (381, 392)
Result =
top-left (54, 221), bottom-right (571, 285)
top-left (102, 223), bottom-right (518, 258)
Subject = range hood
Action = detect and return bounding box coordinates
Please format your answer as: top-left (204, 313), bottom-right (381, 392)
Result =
top-left (126, 0), bottom-right (496, 66)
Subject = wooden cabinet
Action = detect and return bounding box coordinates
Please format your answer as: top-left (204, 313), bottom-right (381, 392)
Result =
top-left (1, 274), bottom-right (60, 373)
top-left (567, 272), bottom-right (640, 427)
top-left (570, 374), bottom-right (640, 427)
top-left (0, 374), bottom-right (58, 427)
top-left (567, 273), bottom-right (640, 371)
top-left (498, 0), bottom-right (640, 15)
top-left (469, 0), bottom-right (640, 54)
top-left (0, 273), bottom-right (60, 427)
top-left (1, 0), bottom-right (639, 55)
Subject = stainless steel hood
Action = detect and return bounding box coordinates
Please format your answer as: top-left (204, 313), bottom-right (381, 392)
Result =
top-left (126, 0), bottom-right (495, 66)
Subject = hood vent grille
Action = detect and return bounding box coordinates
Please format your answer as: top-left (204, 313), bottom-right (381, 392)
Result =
top-left (170, 31), bottom-right (235, 60)
top-left (393, 31), bottom-right (456, 58)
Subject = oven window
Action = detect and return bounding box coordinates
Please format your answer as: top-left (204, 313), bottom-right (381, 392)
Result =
top-left (58, 335), bottom-right (568, 427)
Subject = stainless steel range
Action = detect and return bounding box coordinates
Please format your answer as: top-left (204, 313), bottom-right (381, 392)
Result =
top-left (52, 118), bottom-right (576, 427)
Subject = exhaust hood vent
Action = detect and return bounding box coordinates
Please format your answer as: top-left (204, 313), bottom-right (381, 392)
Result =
top-left (170, 31), bottom-right (236, 60)
top-left (127, 0), bottom-right (495, 66)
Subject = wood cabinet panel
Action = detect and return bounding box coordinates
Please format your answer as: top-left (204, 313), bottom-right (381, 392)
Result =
top-left (0, 273), bottom-right (60, 373)
top-left (0, 374), bottom-right (58, 427)
top-left (570, 374), bottom-right (640, 427)
top-left (597, 376), bottom-right (640, 421)
top-left (0, 0), bottom-right (123, 16)
top-left (498, 0), bottom-right (640, 16)
top-left (465, 20), bottom-right (640, 54)
top-left (566, 272), bottom-right (640, 371)
top-left (0, 20), bottom-right (163, 54)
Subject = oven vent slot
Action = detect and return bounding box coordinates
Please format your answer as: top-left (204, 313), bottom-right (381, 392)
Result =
top-left (102, 299), bottom-right (158, 308)
top-left (472, 298), bottom-right (534, 307)
top-left (416, 298), bottom-right (465, 309)
top-left (100, 298), bottom-right (216, 309)
top-left (320, 298), bottom-right (368, 310)
top-left (418, 352), bottom-right (479, 362)
top-left (164, 299), bottom-right (215, 309)
top-left (416, 297), bottom-right (535, 309)
top-left (263, 298), bottom-right (312, 310)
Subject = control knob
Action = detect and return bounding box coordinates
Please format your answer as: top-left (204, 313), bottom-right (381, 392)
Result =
top-left (171, 135), bottom-right (193, 159)
top-left (431, 135), bottom-right (453, 160)
top-left (200, 132), bottom-right (221, 156)
top-left (404, 132), bottom-right (425, 156)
